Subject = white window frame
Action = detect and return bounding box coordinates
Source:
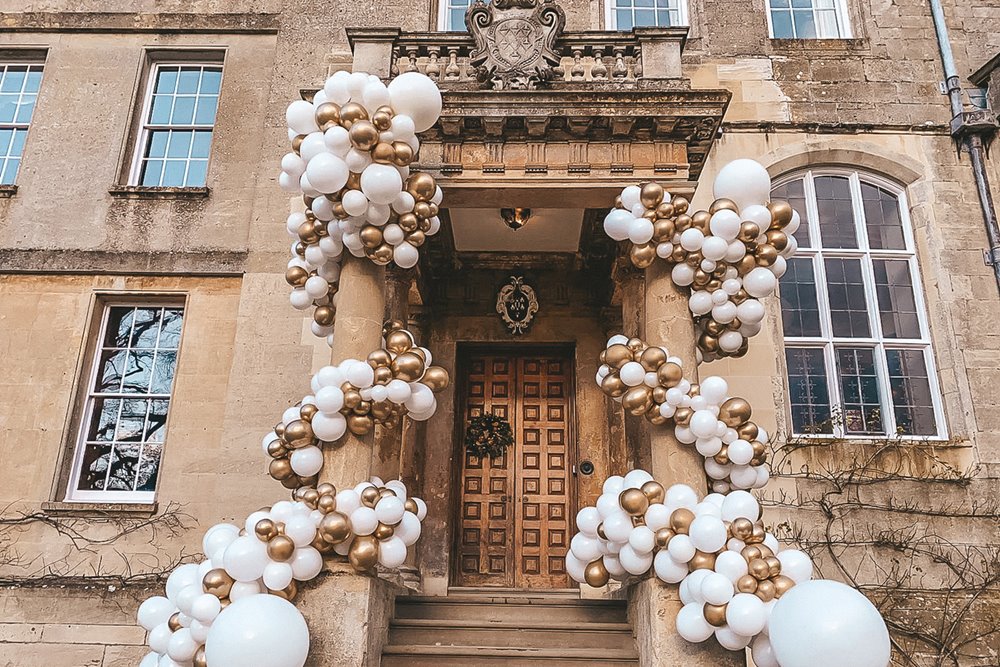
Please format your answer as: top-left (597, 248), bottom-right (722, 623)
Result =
top-left (65, 300), bottom-right (186, 503)
top-left (127, 61), bottom-right (222, 187)
top-left (777, 168), bottom-right (946, 440)
top-left (0, 61), bottom-right (44, 186)
top-left (765, 0), bottom-right (852, 39)
top-left (606, 0), bottom-right (689, 29)
top-left (438, 0), bottom-right (474, 31)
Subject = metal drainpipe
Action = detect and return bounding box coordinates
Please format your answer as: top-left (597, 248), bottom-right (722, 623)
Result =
top-left (928, 0), bottom-right (1000, 295)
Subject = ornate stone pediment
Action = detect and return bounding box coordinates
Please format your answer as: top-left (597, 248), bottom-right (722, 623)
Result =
top-left (465, 0), bottom-right (565, 90)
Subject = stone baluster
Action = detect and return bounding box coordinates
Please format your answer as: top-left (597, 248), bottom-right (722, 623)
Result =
top-left (445, 48), bottom-right (461, 80)
top-left (425, 47), bottom-right (442, 81)
top-left (613, 48), bottom-right (627, 79)
top-left (571, 50), bottom-right (585, 81)
top-left (592, 47), bottom-right (608, 80)
top-left (406, 47), bottom-right (419, 73)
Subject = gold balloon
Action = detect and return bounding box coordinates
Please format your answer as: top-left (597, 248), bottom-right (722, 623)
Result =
top-left (266, 439), bottom-right (287, 459)
top-left (374, 522), bottom-right (395, 540)
top-left (313, 305), bottom-right (336, 327)
top-left (269, 457), bottom-right (294, 481)
top-left (193, 646), bottom-right (208, 667)
top-left (393, 141), bottom-right (414, 167)
top-left (698, 333), bottom-right (720, 354)
top-left (749, 558), bottom-right (770, 580)
top-left (739, 221), bottom-right (761, 242)
top-left (737, 422), bottom-right (760, 441)
top-left (670, 508), bottom-right (695, 534)
top-left (406, 172), bottom-right (437, 201)
top-left (641, 480), bottom-right (665, 504)
top-left (270, 580), bottom-right (298, 601)
top-left (319, 511), bottom-right (352, 544)
top-left (600, 373), bottom-right (627, 398)
top-left (397, 212), bottom-right (419, 232)
top-left (766, 229), bottom-right (788, 251)
top-left (622, 386), bottom-right (652, 416)
top-left (604, 344), bottom-right (632, 369)
top-left (371, 141), bottom-right (395, 164)
top-left (284, 419), bottom-right (313, 447)
top-left (713, 448), bottom-right (730, 465)
top-left (347, 414), bottom-right (374, 435)
top-left (768, 199), bottom-right (794, 228)
top-left (736, 255), bottom-right (757, 275)
top-left (638, 346), bottom-right (667, 372)
top-left (413, 201), bottom-right (432, 218)
top-left (619, 488), bottom-right (650, 516)
top-left (367, 348), bottom-right (392, 369)
top-left (291, 134), bottom-right (305, 154)
top-left (709, 198), bottom-right (739, 214)
top-left (404, 498), bottom-right (419, 514)
top-left (317, 494), bottom-right (337, 514)
top-left (255, 518), bottom-right (279, 542)
top-left (656, 202), bottom-right (675, 218)
top-left (704, 603), bottom-right (728, 627)
top-left (756, 579), bottom-right (776, 602)
top-left (317, 482), bottom-right (335, 496)
top-left (651, 386), bottom-right (668, 404)
top-left (407, 230), bottom-right (426, 248)
top-left (671, 195), bottom-right (690, 214)
top-left (630, 243), bottom-right (656, 269)
top-left (370, 244), bottom-right (394, 266)
top-left (386, 329), bottom-right (414, 354)
top-left (670, 245), bottom-right (688, 263)
top-left (267, 535), bottom-right (296, 562)
top-left (285, 266), bottom-right (309, 287)
top-left (690, 550), bottom-right (717, 571)
top-left (731, 517), bottom-right (754, 540)
top-left (654, 527), bottom-right (675, 548)
top-left (391, 352), bottom-right (426, 382)
top-left (338, 102), bottom-right (368, 128)
top-left (346, 170), bottom-right (363, 191)
top-left (652, 218), bottom-right (675, 243)
top-left (299, 403), bottom-right (319, 422)
top-left (766, 556), bottom-right (782, 577)
top-left (360, 224), bottom-right (384, 249)
top-left (772, 575), bottom-right (796, 597)
top-left (343, 389), bottom-right (362, 410)
top-left (755, 243), bottom-right (778, 266)
top-left (315, 102), bottom-right (341, 130)
top-left (741, 545), bottom-right (763, 561)
top-left (203, 568), bottom-right (235, 598)
top-left (371, 401), bottom-right (394, 422)
top-left (361, 486), bottom-right (381, 507)
top-left (719, 397), bottom-right (752, 427)
top-left (673, 407), bottom-right (692, 426)
top-left (422, 366), bottom-right (450, 392)
top-left (584, 559), bottom-right (611, 588)
top-left (348, 535), bottom-right (379, 572)
top-left (656, 361), bottom-right (683, 388)
top-left (168, 612), bottom-right (182, 632)
top-left (749, 523), bottom-right (766, 544)
top-left (737, 574), bottom-right (758, 593)
top-left (639, 182), bottom-right (664, 208)
top-left (372, 110), bottom-right (393, 131)
top-left (374, 366), bottom-right (393, 384)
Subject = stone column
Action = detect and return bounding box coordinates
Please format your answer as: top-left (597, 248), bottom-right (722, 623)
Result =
top-left (627, 260), bottom-right (742, 667)
top-left (371, 267), bottom-right (410, 482)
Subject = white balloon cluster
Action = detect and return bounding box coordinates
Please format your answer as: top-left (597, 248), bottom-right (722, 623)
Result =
top-left (602, 159), bottom-right (800, 360)
top-left (281, 70), bottom-right (445, 343)
top-left (597, 335), bottom-right (770, 492)
top-left (137, 477), bottom-right (427, 666)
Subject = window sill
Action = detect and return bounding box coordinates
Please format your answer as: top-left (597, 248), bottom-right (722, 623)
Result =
top-left (0, 184), bottom-right (17, 198)
top-left (108, 185), bottom-right (210, 200)
top-left (786, 434), bottom-right (957, 446)
top-left (42, 501), bottom-right (159, 516)
top-left (769, 38), bottom-right (868, 52)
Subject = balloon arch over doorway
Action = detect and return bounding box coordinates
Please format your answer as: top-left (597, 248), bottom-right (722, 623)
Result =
top-left (132, 70), bottom-right (891, 667)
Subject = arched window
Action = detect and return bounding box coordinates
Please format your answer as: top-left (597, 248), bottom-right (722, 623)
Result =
top-left (773, 169), bottom-right (944, 438)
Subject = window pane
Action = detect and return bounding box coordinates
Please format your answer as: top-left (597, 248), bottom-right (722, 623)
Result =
top-left (166, 131), bottom-right (193, 159)
top-left (151, 351), bottom-right (178, 394)
top-left (146, 130), bottom-right (169, 159)
top-left (0, 157), bottom-right (19, 185)
top-left (886, 349), bottom-right (936, 435)
top-left (160, 309), bottom-right (184, 348)
top-left (190, 131), bottom-right (212, 159)
top-left (781, 257), bottom-right (822, 337)
top-left (25, 68), bottom-right (43, 93)
top-left (824, 258), bottom-right (870, 337)
top-left (86, 398), bottom-right (121, 441)
top-left (122, 351), bottom-right (154, 393)
top-left (15, 94), bottom-right (36, 124)
top-left (96, 349), bottom-right (127, 392)
top-left (141, 160), bottom-right (164, 186)
top-left (185, 159), bottom-right (208, 187)
top-left (78, 444), bottom-right (113, 491)
top-left (107, 444), bottom-right (142, 490)
top-left (137, 443), bottom-right (163, 491)
top-left (170, 96), bottom-right (196, 125)
top-left (146, 399), bottom-right (170, 442)
top-left (104, 307), bottom-right (135, 347)
top-left (635, 8), bottom-right (655, 25)
top-left (792, 8), bottom-right (817, 38)
top-left (873, 259), bottom-right (920, 338)
top-left (116, 398), bottom-right (149, 441)
top-left (616, 9), bottom-right (634, 30)
top-left (194, 96), bottom-right (218, 125)
top-left (162, 160), bottom-right (187, 186)
top-left (836, 347), bottom-right (883, 434)
top-left (0, 94), bottom-right (17, 123)
top-left (814, 175), bottom-right (857, 248)
top-left (200, 68), bottom-right (222, 95)
top-left (177, 68), bottom-right (201, 94)
top-left (155, 67), bottom-right (179, 94)
top-left (0, 129), bottom-right (12, 155)
top-left (0, 66), bottom-right (26, 92)
top-left (861, 182), bottom-right (905, 250)
top-left (771, 9), bottom-right (794, 37)
top-left (149, 94), bottom-right (172, 124)
top-left (771, 178), bottom-right (811, 247)
top-left (785, 347), bottom-right (832, 433)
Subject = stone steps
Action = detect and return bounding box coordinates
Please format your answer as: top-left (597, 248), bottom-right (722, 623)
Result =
top-left (382, 590), bottom-right (638, 666)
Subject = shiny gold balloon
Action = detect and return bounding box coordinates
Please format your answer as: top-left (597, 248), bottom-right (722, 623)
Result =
top-left (652, 218), bottom-right (675, 244)
top-left (349, 535), bottom-right (379, 572)
top-left (422, 366), bottom-right (450, 392)
top-left (313, 305), bottom-right (336, 327)
top-left (372, 110), bottom-right (393, 131)
top-left (738, 221), bottom-right (760, 242)
top-left (406, 172), bottom-right (437, 201)
top-left (641, 480), bottom-right (665, 505)
top-left (719, 397), bottom-right (752, 427)
top-left (741, 545), bottom-right (763, 561)
top-left (373, 366), bottom-right (393, 384)
top-left (638, 346), bottom-right (667, 372)
top-left (749, 523), bottom-right (766, 544)
top-left (338, 102), bottom-right (368, 128)
top-left (360, 486), bottom-right (381, 507)
top-left (736, 254), bottom-right (757, 275)
top-left (755, 243), bottom-right (778, 267)
top-left (655, 202), bottom-right (675, 218)
top-left (766, 229), bottom-right (789, 251)
top-left (413, 201), bottom-right (432, 219)
top-left (673, 407), bottom-right (693, 426)
top-left (737, 422), bottom-right (760, 442)
top-left (367, 348), bottom-right (392, 369)
top-left (601, 373), bottom-right (626, 398)
top-left (317, 494), bottom-right (337, 514)
top-left (651, 386), bottom-right (668, 404)
top-left (768, 199), bottom-right (794, 228)
top-left (267, 535), bottom-right (296, 562)
top-left (284, 419), bottom-right (313, 446)
top-left (168, 611), bottom-right (182, 632)
top-left (584, 558), bottom-right (611, 587)
top-left (346, 171), bottom-right (363, 191)
top-left (713, 448), bottom-right (730, 465)
top-left (690, 550), bottom-right (717, 571)
top-left (772, 574), bottom-right (796, 597)
top-left (656, 361), bottom-right (683, 388)
top-left (670, 508), bottom-right (695, 534)
top-left (255, 518), bottom-right (279, 542)
top-left (397, 212), bottom-right (419, 233)
top-left (371, 141), bottom-right (395, 164)
top-left (639, 182), bottom-right (664, 208)
top-left (709, 198), bottom-right (739, 214)
top-left (285, 266), bottom-right (309, 287)
top-left (343, 389), bottom-right (362, 410)
top-left (291, 134), bottom-right (305, 154)
top-left (270, 580), bottom-right (298, 601)
top-left (315, 102), bottom-right (341, 130)
top-left (386, 329), bottom-right (414, 354)
top-left (193, 646), bottom-right (208, 667)
top-left (731, 517), bottom-right (754, 541)
top-left (622, 386), bottom-right (652, 416)
top-left (756, 579), bottom-right (776, 602)
top-left (766, 556), bottom-right (782, 577)
top-left (671, 195), bottom-right (690, 214)
top-left (269, 457), bottom-right (294, 481)
top-left (670, 245), bottom-right (688, 263)
top-left (652, 528), bottom-right (674, 550)
top-left (319, 511), bottom-right (352, 544)
top-left (604, 344), bottom-right (632, 369)
top-left (407, 230), bottom-right (426, 248)
top-left (404, 498), bottom-right (419, 514)
top-left (374, 522), bottom-right (395, 540)
top-left (266, 439), bottom-right (287, 459)
top-left (347, 414), bottom-right (374, 435)
top-left (391, 352), bottom-right (426, 382)
top-left (393, 141), bottom-right (415, 167)
top-left (736, 574), bottom-right (758, 594)
top-left (203, 568), bottom-right (235, 598)
top-left (749, 558), bottom-right (771, 580)
top-left (704, 603), bottom-right (728, 627)
top-left (370, 244), bottom-right (394, 266)
top-left (698, 333), bottom-right (720, 354)
top-left (360, 224), bottom-right (384, 249)
top-left (630, 243), bottom-right (656, 269)
top-left (619, 488), bottom-right (650, 516)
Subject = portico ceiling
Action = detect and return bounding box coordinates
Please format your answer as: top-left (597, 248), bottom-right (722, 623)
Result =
top-left (449, 208), bottom-right (584, 252)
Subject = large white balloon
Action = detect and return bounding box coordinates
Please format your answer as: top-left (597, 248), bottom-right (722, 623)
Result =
top-left (205, 595), bottom-right (310, 667)
top-left (138, 596), bottom-right (176, 631)
top-left (676, 603), bottom-right (715, 643)
top-left (223, 535), bottom-right (270, 582)
top-left (713, 159), bottom-right (772, 211)
top-left (387, 72), bottom-right (442, 133)
top-left (769, 580), bottom-right (890, 667)
top-left (360, 163), bottom-right (403, 205)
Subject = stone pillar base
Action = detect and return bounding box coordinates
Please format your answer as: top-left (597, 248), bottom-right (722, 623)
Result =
top-left (627, 577), bottom-right (744, 667)
top-left (297, 563), bottom-right (397, 667)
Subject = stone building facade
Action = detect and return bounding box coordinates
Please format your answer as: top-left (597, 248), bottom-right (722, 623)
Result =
top-left (0, 0), bottom-right (998, 666)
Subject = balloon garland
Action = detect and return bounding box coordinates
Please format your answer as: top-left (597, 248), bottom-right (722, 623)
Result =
top-left (598, 335), bottom-right (769, 492)
top-left (281, 70), bottom-right (445, 345)
top-left (567, 472), bottom-right (891, 667)
top-left (603, 159), bottom-right (799, 361)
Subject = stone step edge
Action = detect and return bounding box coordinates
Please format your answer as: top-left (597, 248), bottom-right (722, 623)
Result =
top-left (382, 645), bottom-right (639, 659)
top-left (390, 618), bottom-right (633, 632)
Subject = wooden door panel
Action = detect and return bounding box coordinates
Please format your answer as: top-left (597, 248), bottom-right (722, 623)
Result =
top-left (456, 356), bottom-right (515, 587)
top-left (516, 356), bottom-right (572, 588)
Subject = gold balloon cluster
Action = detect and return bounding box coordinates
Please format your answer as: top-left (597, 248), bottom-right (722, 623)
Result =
top-left (707, 397), bottom-right (766, 468)
top-left (266, 402), bottom-right (323, 491)
top-left (598, 337), bottom-right (682, 426)
top-left (285, 225), bottom-right (340, 331)
top-left (354, 172), bottom-right (440, 267)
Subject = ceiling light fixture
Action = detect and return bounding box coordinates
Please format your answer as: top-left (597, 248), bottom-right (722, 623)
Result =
top-left (500, 207), bottom-right (532, 231)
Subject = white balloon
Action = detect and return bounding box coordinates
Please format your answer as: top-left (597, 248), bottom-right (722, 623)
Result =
top-left (714, 551), bottom-right (749, 582)
top-left (776, 549), bottom-right (814, 584)
top-left (597, 492), bottom-right (622, 519)
top-left (736, 298), bottom-right (766, 324)
top-left (719, 330), bottom-right (744, 352)
top-left (223, 535), bottom-right (270, 582)
top-left (689, 290), bottom-right (713, 316)
top-left (715, 626), bottom-right (752, 650)
top-left (689, 410), bottom-right (720, 439)
top-left (342, 189), bottom-right (369, 217)
top-left (620, 185), bottom-right (641, 210)
top-left (701, 235), bottom-right (729, 261)
top-left (681, 569), bottom-right (711, 605)
top-left (311, 412), bottom-right (347, 442)
top-left (701, 571), bottom-right (735, 606)
top-left (751, 634), bottom-right (781, 667)
top-left (387, 72), bottom-right (442, 132)
top-left (576, 507), bottom-right (602, 537)
top-left (671, 262), bottom-right (695, 286)
top-left (138, 596), bottom-right (176, 631)
top-left (350, 506), bottom-right (378, 535)
top-left (396, 511), bottom-right (422, 546)
top-left (721, 490), bottom-right (760, 522)
top-left (602, 475), bottom-right (625, 495)
top-left (290, 546), bottom-right (323, 581)
top-left (190, 593), bottom-right (222, 624)
top-left (709, 209), bottom-right (741, 241)
top-left (286, 100), bottom-right (319, 135)
top-left (689, 516), bottom-right (728, 553)
top-left (386, 379), bottom-right (412, 403)
top-left (603, 209), bottom-right (634, 241)
top-left (676, 603), bottom-right (715, 643)
top-left (263, 561), bottom-right (294, 591)
top-left (389, 114), bottom-right (416, 140)
top-left (315, 385), bottom-right (345, 414)
top-left (393, 242), bottom-right (419, 269)
top-left (627, 217), bottom-right (654, 244)
top-left (665, 484), bottom-right (699, 509)
top-left (229, 580), bottom-right (262, 601)
top-left (728, 439), bottom-right (754, 466)
top-left (362, 79), bottom-right (391, 111)
top-left (290, 446), bottom-right (324, 477)
top-left (769, 580), bottom-right (890, 667)
top-left (602, 511), bottom-right (633, 543)
top-left (644, 503), bottom-right (671, 531)
top-left (375, 496), bottom-right (406, 525)
top-left (361, 163), bottom-right (403, 205)
top-left (680, 228), bottom-right (705, 252)
top-left (284, 514), bottom-right (317, 547)
top-left (619, 362), bottom-right (645, 387)
top-left (617, 544), bottom-right (653, 576)
top-left (667, 534), bottom-right (695, 563)
top-left (622, 469), bottom-right (654, 489)
top-left (205, 595), bottom-right (309, 667)
top-left (298, 132), bottom-right (327, 162)
top-left (628, 525), bottom-right (656, 554)
top-left (565, 551), bottom-right (586, 583)
top-left (743, 266), bottom-right (778, 298)
top-left (653, 550), bottom-right (689, 583)
top-left (139, 653), bottom-right (159, 667)
top-left (713, 159), bottom-right (771, 211)
top-left (603, 554), bottom-right (627, 579)
top-left (726, 592), bottom-right (767, 636)
top-left (378, 536), bottom-right (408, 568)
top-left (346, 361), bottom-right (375, 388)
top-left (175, 582), bottom-right (201, 615)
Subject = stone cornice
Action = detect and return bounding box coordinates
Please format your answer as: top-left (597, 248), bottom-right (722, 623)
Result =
top-left (0, 12), bottom-right (280, 34)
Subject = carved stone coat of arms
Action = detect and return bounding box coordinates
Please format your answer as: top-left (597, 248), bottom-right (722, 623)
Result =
top-left (465, 0), bottom-right (566, 90)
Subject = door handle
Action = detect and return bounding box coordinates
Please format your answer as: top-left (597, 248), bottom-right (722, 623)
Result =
top-left (522, 495), bottom-right (529, 503)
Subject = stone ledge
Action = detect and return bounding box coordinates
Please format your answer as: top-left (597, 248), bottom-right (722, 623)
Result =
top-left (769, 37), bottom-right (870, 52)
top-left (41, 501), bottom-right (158, 517)
top-left (0, 184), bottom-right (17, 198)
top-left (0, 248), bottom-right (248, 276)
top-left (0, 12), bottom-right (280, 34)
top-left (108, 185), bottom-right (210, 200)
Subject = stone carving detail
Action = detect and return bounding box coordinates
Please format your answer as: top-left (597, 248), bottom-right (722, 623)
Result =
top-left (496, 275), bottom-right (539, 334)
top-left (466, 0), bottom-right (566, 90)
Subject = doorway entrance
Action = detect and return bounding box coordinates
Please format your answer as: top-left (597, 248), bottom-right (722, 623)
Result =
top-left (453, 346), bottom-right (576, 589)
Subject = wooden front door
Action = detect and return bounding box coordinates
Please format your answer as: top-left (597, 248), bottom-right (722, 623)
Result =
top-left (455, 349), bottom-right (575, 588)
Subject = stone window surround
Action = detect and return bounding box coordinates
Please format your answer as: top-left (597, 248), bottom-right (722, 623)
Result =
top-left (113, 47), bottom-right (225, 197)
top-left (605, 0), bottom-right (690, 30)
top-left (48, 290), bottom-right (190, 514)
